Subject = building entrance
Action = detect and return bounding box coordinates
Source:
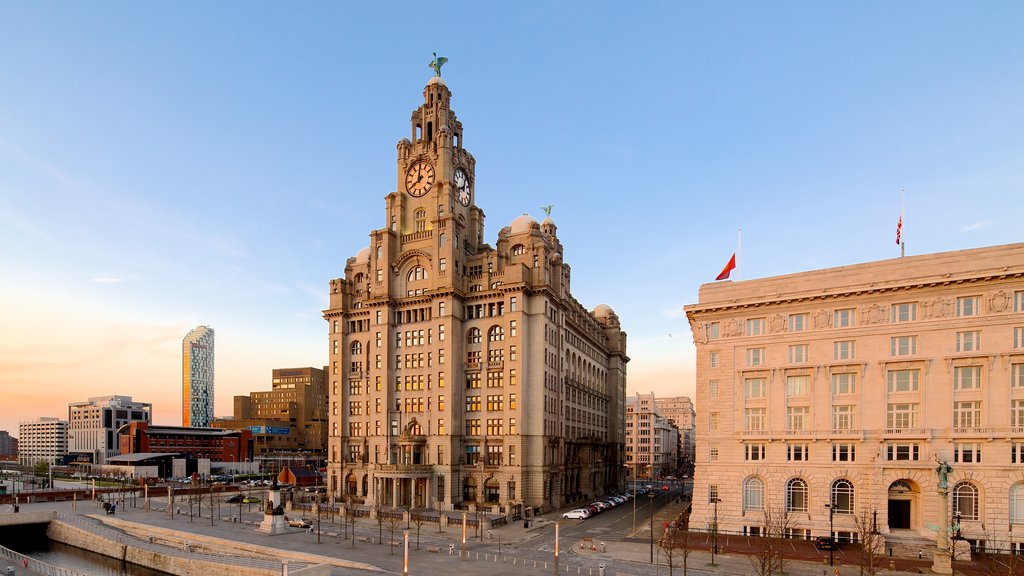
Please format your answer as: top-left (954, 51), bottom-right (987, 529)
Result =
top-left (888, 499), bottom-right (911, 529)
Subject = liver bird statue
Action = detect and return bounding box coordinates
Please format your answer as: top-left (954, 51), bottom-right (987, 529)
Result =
top-left (541, 204), bottom-right (555, 216)
top-left (429, 53), bottom-right (448, 77)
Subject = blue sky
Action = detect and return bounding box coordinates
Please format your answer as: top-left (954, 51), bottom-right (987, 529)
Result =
top-left (1, 2), bottom-right (1022, 434)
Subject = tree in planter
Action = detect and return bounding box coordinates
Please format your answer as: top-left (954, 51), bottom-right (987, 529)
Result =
top-left (659, 513), bottom-right (695, 576)
top-left (705, 519), bottom-right (721, 567)
top-left (748, 507), bottom-right (791, 576)
top-left (411, 512), bottom-right (429, 550)
top-left (852, 508), bottom-right (885, 576)
top-left (384, 512), bottom-right (404, 555)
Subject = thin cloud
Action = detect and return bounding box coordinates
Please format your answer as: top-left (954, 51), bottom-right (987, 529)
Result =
top-left (92, 276), bottom-right (125, 284)
top-left (960, 220), bottom-right (993, 233)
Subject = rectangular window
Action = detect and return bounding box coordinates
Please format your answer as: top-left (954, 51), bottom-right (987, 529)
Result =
top-left (466, 396), bottom-right (481, 412)
top-left (709, 380), bottom-right (719, 399)
top-left (709, 444), bottom-right (719, 461)
top-left (1014, 364), bottom-right (1024, 388)
top-left (787, 443), bottom-right (808, 461)
top-left (956, 296), bottom-right (981, 317)
top-left (891, 302), bottom-right (917, 323)
top-left (954, 443), bottom-right (982, 463)
top-left (789, 313), bottom-right (809, 332)
top-left (788, 344), bottom-right (809, 363)
top-left (832, 373), bottom-right (857, 395)
top-left (745, 443), bottom-right (766, 461)
top-left (835, 308), bottom-right (855, 328)
top-left (708, 322), bottom-right (720, 339)
top-left (954, 366), bottom-right (981, 390)
top-left (745, 408), bottom-right (766, 432)
top-left (1013, 443), bottom-right (1024, 464)
top-left (956, 331), bottom-right (981, 353)
top-left (744, 378), bottom-right (766, 399)
top-left (509, 297), bottom-right (517, 312)
top-left (953, 401), bottom-right (981, 429)
top-left (887, 369), bottom-right (920, 393)
top-left (832, 444), bottom-right (856, 462)
top-left (887, 403), bottom-right (918, 429)
top-left (509, 320), bottom-right (517, 337)
top-left (834, 340), bottom-right (855, 361)
top-left (746, 348), bottom-right (765, 367)
top-left (1014, 400), bottom-right (1024, 428)
top-left (890, 335), bottom-right (917, 356)
top-left (786, 375), bottom-right (809, 398)
top-left (832, 405), bottom-right (856, 431)
top-left (787, 406), bottom-right (809, 431)
top-left (886, 443), bottom-right (920, 461)
top-left (746, 318), bottom-right (765, 336)
top-left (709, 351), bottom-right (719, 368)
top-left (709, 485), bottom-right (719, 502)
top-left (708, 412), bottom-right (719, 432)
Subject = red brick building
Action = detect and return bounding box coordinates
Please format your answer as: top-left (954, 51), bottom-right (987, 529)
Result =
top-left (119, 422), bottom-right (252, 462)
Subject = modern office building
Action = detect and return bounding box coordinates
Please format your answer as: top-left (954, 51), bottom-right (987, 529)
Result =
top-left (655, 396), bottom-right (696, 470)
top-left (183, 325), bottom-right (215, 427)
top-left (324, 73), bottom-right (628, 514)
top-left (67, 395), bottom-right (152, 464)
top-left (685, 243), bottom-right (1024, 551)
top-left (17, 417), bottom-right (68, 467)
top-left (118, 422), bottom-right (252, 463)
top-left (625, 393), bottom-right (680, 480)
top-left (210, 367), bottom-right (328, 457)
top-left (0, 431), bottom-right (17, 459)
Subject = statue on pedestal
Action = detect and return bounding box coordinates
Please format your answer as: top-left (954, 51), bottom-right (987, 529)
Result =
top-left (936, 459), bottom-right (953, 493)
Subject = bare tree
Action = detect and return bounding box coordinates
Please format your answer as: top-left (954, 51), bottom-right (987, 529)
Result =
top-left (706, 519), bottom-right (721, 567)
top-left (411, 512), bottom-right (429, 550)
top-left (384, 511), bottom-right (403, 555)
top-left (852, 508), bottom-right (884, 576)
top-left (748, 507), bottom-right (791, 576)
top-left (348, 508), bottom-right (358, 548)
top-left (976, 526), bottom-right (1024, 576)
top-left (659, 512), bottom-right (695, 576)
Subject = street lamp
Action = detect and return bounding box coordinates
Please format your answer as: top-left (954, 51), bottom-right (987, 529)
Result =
top-left (950, 512), bottom-right (963, 576)
top-left (824, 503), bottom-right (835, 566)
top-left (710, 496), bottom-right (721, 565)
top-left (648, 491), bottom-right (656, 563)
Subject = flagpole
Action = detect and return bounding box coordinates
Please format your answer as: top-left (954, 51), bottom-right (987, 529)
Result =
top-left (737, 228), bottom-right (742, 281)
top-left (900, 190), bottom-right (905, 258)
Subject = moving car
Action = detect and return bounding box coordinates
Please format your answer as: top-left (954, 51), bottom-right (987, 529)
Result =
top-left (286, 517), bottom-right (312, 528)
top-left (562, 509), bottom-right (591, 520)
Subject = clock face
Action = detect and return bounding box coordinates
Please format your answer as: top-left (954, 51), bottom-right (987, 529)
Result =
top-left (405, 161), bottom-right (435, 197)
top-left (454, 168), bottom-right (471, 206)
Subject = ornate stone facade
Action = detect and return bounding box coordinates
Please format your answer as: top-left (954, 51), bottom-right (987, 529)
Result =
top-left (324, 76), bottom-right (628, 515)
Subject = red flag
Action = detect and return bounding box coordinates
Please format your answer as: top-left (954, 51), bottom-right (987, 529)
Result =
top-left (896, 214), bottom-right (902, 245)
top-left (716, 253), bottom-right (736, 281)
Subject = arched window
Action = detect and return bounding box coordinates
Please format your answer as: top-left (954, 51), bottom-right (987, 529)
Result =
top-left (831, 479), bottom-right (854, 514)
top-left (743, 477), bottom-right (764, 512)
top-left (351, 341), bottom-right (362, 356)
top-left (512, 244), bottom-right (526, 256)
top-left (354, 272), bottom-right (365, 284)
top-left (467, 328), bottom-right (482, 344)
top-left (408, 266), bottom-right (428, 282)
top-left (786, 478), bottom-right (808, 512)
top-left (414, 209), bottom-right (427, 232)
top-left (488, 326), bottom-right (505, 342)
top-left (1011, 483), bottom-right (1024, 525)
top-left (463, 477), bottom-right (477, 502)
top-left (953, 481), bottom-right (979, 521)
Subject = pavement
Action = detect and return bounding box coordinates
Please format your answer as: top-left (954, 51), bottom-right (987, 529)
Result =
top-left (2, 495), bottom-right (1006, 576)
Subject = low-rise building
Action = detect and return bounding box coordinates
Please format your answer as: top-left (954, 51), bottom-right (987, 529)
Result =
top-left (118, 422), bottom-right (252, 463)
top-left (18, 417), bottom-right (67, 467)
top-left (67, 395), bottom-right (152, 464)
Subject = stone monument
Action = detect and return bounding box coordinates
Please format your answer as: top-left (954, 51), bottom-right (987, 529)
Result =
top-left (258, 476), bottom-right (289, 535)
top-left (931, 459), bottom-right (954, 574)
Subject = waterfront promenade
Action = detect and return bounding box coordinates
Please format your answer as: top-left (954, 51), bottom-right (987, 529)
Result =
top-left (0, 500), bottom-right (971, 576)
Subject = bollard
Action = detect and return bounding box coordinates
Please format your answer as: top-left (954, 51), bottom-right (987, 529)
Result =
top-left (598, 564), bottom-right (605, 576)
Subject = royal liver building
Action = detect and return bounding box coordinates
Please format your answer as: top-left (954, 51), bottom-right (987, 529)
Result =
top-left (324, 69), bottom-right (627, 517)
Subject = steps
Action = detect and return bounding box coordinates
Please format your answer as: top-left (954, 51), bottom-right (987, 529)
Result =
top-left (884, 530), bottom-right (936, 560)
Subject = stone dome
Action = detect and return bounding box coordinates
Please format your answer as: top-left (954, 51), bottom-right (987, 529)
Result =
top-left (428, 76), bottom-right (446, 87)
top-left (510, 214), bottom-right (539, 234)
top-left (354, 246), bottom-right (371, 263)
top-left (593, 304), bottom-right (614, 318)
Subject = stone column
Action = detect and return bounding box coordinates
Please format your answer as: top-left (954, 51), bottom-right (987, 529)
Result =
top-left (932, 460), bottom-right (954, 574)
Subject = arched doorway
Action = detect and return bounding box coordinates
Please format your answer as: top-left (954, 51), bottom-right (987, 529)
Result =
top-left (887, 480), bottom-right (918, 531)
top-left (484, 477), bottom-right (500, 503)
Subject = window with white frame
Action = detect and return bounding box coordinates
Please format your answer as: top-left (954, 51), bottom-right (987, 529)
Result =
top-left (1015, 327), bottom-right (1024, 349)
top-left (886, 443), bottom-right (920, 461)
top-left (708, 412), bottom-right (719, 432)
top-left (746, 318), bottom-right (765, 336)
top-left (833, 444), bottom-right (856, 462)
top-left (954, 443), bottom-right (982, 463)
top-left (1014, 364), bottom-right (1024, 388)
top-left (1012, 399), bottom-right (1024, 428)
top-left (708, 485), bottom-right (719, 502)
top-left (953, 481), bottom-right (979, 521)
top-left (956, 331), bottom-right (981, 353)
top-left (834, 340), bottom-right (855, 361)
top-left (786, 375), bottom-right (809, 398)
top-left (787, 444), bottom-right (808, 462)
top-left (890, 335), bottom-right (917, 356)
top-left (709, 351), bottom-right (720, 368)
top-left (709, 380), bottom-right (719, 399)
top-left (1017, 291), bottom-right (1024, 312)
top-left (832, 372), bottom-right (857, 395)
top-left (708, 322), bottom-right (720, 339)
top-left (891, 302), bottom-right (917, 323)
top-left (835, 308), bottom-right (855, 328)
top-left (956, 296), bottom-right (981, 317)
top-left (1011, 483), bottom-right (1024, 525)
top-left (743, 476), bottom-right (764, 511)
top-left (787, 406), bottom-right (809, 432)
top-left (709, 444), bottom-right (719, 461)
top-left (832, 405), bottom-right (856, 431)
top-left (745, 377), bottom-right (766, 399)
top-left (745, 444), bottom-right (766, 461)
top-left (953, 401), bottom-right (981, 429)
top-left (786, 478), bottom-right (808, 512)
top-left (887, 403), bottom-right (918, 430)
top-left (745, 408), bottom-right (766, 432)
top-left (954, 366), bottom-right (981, 390)
top-left (1014, 443), bottom-right (1024, 464)
top-left (887, 369), bottom-right (920, 393)
top-left (788, 344), bottom-right (809, 363)
top-left (746, 348), bottom-right (765, 367)
top-left (831, 479), bottom-right (854, 514)
top-left (789, 313), bottom-right (809, 332)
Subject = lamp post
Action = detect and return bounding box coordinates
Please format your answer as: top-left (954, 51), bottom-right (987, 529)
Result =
top-left (950, 512), bottom-right (963, 576)
top-left (710, 496), bottom-right (721, 565)
top-left (649, 491), bottom-right (656, 563)
top-left (402, 530), bottom-right (409, 576)
top-left (554, 521), bottom-right (560, 576)
top-left (824, 503), bottom-right (835, 566)
top-left (461, 511), bottom-right (467, 560)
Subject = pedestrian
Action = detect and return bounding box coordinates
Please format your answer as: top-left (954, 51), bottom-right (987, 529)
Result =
top-left (449, 543), bottom-right (455, 555)
top-left (488, 529), bottom-right (493, 539)
top-left (308, 525), bottom-right (314, 534)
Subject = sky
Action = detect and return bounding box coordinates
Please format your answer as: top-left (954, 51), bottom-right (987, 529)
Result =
top-left (1, 2), bottom-right (1023, 436)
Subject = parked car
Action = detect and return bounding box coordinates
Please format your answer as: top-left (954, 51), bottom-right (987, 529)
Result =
top-left (287, 517), bottom-right (312, 528)
top-left (590, 501), bottom-right (608, 511)
top-left (815, 536), bottom-right (836, 550)
top-left (585, 504), bottom-right (601, 515)
top-left (562, 509), bottom-right (591, 520)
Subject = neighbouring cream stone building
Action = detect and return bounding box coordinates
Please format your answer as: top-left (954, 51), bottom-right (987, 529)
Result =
top-left (626, 393), bottom-right (680, 480)
top-left (324, 75), bottom-right (628, 515)
top-left (685, 243), bottom-right (1024, 551)
top-left (655, 396), bottom-right (696, 469)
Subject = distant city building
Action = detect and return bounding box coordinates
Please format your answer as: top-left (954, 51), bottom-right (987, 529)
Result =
top-left (210, 367), bottom-right (328, 457)
top-left (0, 430), bottom-right (18, 460)
top-left (325, 75), bottom-right (628, 513)
top-left (685, 242), bottom-right (1024, 548)
top-left (18, 417), bottom-right (68, 467)
top-left (118, 422), bottom-right (252, 463)
top-left (625, 393), bottom-right (679, 480)
top-left (182, 325), bottom-right (215, 427)
top-left (655, 396), bottom-right (696, 468)
top-left (67, 395), bottom-right (152, 464)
